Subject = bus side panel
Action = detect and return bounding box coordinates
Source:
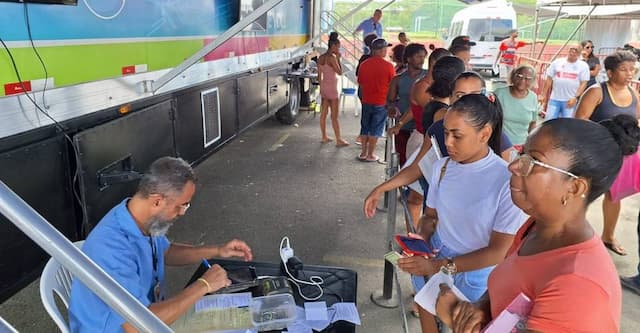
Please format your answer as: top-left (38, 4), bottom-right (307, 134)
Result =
top-left (238, 72), bottom-right (269, 130)
top-left (0, 135), bottom-right (77, 303)
top-left (74, 100), bottom-right (176, 229)
top-left (174, 78), bottom-right (238, 163)
top-left (267, 67), bottom-right (289, 114)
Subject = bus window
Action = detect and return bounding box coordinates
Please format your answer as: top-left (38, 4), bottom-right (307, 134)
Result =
top-left (468, 19), bottom-right (513, 42)
top-left (491, 19), bottom-right (513, 41)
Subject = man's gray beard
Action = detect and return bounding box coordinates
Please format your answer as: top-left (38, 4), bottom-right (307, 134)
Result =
top-left (147, 217), bottom-right (173, 237)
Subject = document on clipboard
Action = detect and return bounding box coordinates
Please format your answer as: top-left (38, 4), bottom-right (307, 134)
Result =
top-left (418, 135), bottom-right (444, 180)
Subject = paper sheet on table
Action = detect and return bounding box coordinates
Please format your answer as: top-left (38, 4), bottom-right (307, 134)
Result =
top-left (414, 271), bottom-right (469, 315)
top-left (170, 307), bottom-right (252, 333)
top-left (304, 301), bottom-right (328, 321)
top-left (195, 293), bottom-right (251, 313)
top-left (215, 329), bottom-right (256, 333)
top-left (331, 303), bottom-right (361, 325)
top-left (288, 302), bottom-right (361, 332)
top-left (285, 321), bottom-right (313, 333)
top-left (306, 307), bottom-right (334, 331)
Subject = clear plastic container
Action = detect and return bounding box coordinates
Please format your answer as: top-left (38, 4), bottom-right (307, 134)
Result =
top-left (250, 294), bottom-right (296, 331)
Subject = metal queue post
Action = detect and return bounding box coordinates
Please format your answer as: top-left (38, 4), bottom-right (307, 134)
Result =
top-left (371, 118), bottom-right (400, 308)
top-left (370, 118), bottom-right (415, 332)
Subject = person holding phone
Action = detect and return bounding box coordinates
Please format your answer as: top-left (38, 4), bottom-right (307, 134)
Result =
top-left (317, 32), bottom-right (348, 147)
top-left (435, 116), bottom-right (632, 332)
top-left (394, 94), bottom-right (527, 332)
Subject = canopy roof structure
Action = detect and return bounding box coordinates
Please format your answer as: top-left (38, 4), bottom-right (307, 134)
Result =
top-left (538, 1), bottom-right (640, 20)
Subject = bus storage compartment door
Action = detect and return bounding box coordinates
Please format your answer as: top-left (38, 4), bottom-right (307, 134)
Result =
top-left (267, 68), bottom-right (289, 114)
top-left (237, 72), bottom-right (268, 130)
top-left (73, 99), bottom-right (176, 231)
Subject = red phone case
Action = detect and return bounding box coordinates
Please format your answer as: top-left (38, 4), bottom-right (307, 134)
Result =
top-left (394, 235), bottom-right (434, 257)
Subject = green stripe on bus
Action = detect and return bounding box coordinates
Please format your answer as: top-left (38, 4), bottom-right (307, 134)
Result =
top-left (1, 40), bottom-right (203, 95)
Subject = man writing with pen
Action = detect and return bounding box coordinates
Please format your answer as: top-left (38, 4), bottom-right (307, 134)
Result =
top-left (69, 157), bottom-right (253, 332)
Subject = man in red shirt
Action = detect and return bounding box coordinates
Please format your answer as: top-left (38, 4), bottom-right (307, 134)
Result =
top-left (495, 29), bottom-right (533, 80)
top-left (357, 38), bottom-right (395, 162)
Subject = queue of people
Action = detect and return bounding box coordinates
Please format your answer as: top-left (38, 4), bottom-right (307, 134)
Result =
top-left (356, 31), bottom-right (640, 332)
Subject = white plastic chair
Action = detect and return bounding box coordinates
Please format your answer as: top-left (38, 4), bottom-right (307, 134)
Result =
top-left (340, 74), bottom-right (360, 117)
top-left (40, 240), bottom-right (84, 333)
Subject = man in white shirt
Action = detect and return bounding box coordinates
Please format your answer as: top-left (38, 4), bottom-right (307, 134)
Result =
top-left (540, 45), bottom-right (590, 119)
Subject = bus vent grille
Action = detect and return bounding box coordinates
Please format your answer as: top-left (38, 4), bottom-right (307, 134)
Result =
top-left (200, 87), bottom-right (221, 148)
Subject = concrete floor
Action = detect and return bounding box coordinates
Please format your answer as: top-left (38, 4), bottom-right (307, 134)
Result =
top-left (0, 104), bottom-right (639, 332)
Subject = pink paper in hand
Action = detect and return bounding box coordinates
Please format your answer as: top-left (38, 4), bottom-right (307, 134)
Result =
top-left (482, 293), bottom-right (532, 333)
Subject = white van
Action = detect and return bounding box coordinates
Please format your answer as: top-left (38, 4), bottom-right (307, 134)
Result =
top-left (446, 0), bottom-right (517, 76)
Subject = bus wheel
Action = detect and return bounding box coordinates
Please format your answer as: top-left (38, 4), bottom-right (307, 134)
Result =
top-left (276, 78), bottom-right (300, 125)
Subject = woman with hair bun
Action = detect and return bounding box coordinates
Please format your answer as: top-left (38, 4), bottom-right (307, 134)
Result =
top-left (317, 32), bottom-right (348, 146)
top-left (436, 116), bottom-right (636, 333)
top-left (575, 50), bottom-right (640, 256)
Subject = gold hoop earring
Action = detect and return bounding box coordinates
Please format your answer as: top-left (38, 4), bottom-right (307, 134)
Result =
top-left (562, 198), bottom-right (567, 206)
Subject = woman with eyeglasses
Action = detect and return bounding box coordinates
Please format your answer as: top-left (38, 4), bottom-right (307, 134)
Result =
top-left (580, 40), bottom-right (601, 87)
top-left (398, 94), bottom-right (527, 333)
top-left (575, 50), bottom-right (640, 257)
top-left (435, 115), bottom-right (637, 333)
top-left (494, 64), bottom-right (539, 146)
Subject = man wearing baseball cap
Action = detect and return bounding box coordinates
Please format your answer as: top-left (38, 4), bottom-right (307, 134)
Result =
top-left (357, 38), bottom-right (395, 162)
top-left (449, 35), bottom-right (475, 70)
top-left (449, 35), bottom-right (476, 48)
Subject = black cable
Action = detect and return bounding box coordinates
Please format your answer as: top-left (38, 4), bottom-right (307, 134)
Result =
top-left (0, 35), bottom-right (90, 237)
top-left (24, 3), bottom-right (48, 109)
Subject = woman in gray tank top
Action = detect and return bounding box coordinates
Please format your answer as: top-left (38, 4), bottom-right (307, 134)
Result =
top-left (575, 50), bottom-right (640, 256)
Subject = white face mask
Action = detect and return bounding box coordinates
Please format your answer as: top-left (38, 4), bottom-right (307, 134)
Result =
top-left (147, 217), bottom-right (173, 237)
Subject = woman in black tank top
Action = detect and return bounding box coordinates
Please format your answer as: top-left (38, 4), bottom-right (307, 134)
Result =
top-left (575, 50), bottom-right (640, 256)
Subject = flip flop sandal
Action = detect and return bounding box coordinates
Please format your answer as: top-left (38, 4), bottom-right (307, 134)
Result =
top-left (603, 241), bottom-right (627, 256)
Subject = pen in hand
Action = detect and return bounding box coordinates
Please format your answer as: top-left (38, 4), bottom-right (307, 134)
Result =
top-left (201, 258), bottom-right (211, 269)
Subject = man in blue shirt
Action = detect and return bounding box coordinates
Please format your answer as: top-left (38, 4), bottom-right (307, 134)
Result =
top-left (355, 9), bottom-right (383, 40)
top-left (69, 157), bottom-right (253, 332)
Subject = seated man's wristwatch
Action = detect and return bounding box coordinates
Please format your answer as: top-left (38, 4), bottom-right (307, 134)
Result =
top-left (442, 258), bottom-right (457, 275)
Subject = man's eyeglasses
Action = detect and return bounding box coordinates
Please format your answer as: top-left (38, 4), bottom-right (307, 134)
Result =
top-left (510, 153), bottom-right (579, 179)
top-left (514, 73), bottom-right (534, 81)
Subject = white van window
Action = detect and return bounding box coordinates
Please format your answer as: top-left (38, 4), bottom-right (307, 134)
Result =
top-left (467, 19), bottom-right (513, 42)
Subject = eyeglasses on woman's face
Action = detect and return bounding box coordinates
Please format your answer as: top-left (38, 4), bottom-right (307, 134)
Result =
top-left (514, 73), bottom-right (534, 81)
top-left (509, 153), bottom-right (579, 179)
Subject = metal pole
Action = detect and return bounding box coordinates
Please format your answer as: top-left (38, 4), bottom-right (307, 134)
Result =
top-left (291, 0), bottom-right (377, 56)
top-left (0, 181), bottom-right (172, 333)
top-left (151, 0), bottom-right (285, 94)
top-left (371, 118), bottom-right (399, 308)
top-left (399, 193), bottom-right (416, 234)
top-left (531, 8), bottom-right (540, 58)
top-left (380, 0), bottom-right (396, 11)
top-left (549, 6), bottom-right (597, 63)
top-left (537, 2), bottom-right (563, 60)
top-left (378, 118), bottom-right (396, 212)
top-left (0, 317), bottom-right (18, 333)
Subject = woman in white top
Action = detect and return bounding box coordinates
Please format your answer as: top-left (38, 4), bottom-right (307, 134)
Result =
top-left (397, 94), bottom-right (527, 332)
